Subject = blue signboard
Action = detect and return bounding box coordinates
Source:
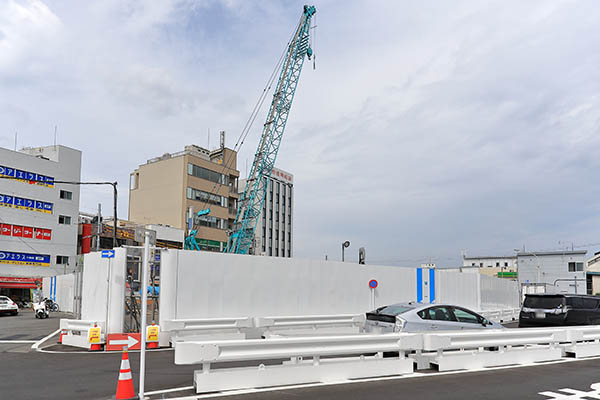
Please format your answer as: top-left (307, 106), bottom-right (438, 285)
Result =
top-left (0, 193), bottom-right (52, 214)
top-left (101, 250), bottom-right (115, 258)
top-left (0, 251), bottom-right (50, 267)
top-left (0, 165), bottom-right (54, 187)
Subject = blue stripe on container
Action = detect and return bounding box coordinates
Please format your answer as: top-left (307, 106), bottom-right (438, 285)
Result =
top-left (429, 268), bottom-right (435, 303)
top-left (416, 268), bottom-right (423, 302)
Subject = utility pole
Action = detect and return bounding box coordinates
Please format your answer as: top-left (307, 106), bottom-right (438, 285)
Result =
top-left (96, 203), bottom-right (102, 251)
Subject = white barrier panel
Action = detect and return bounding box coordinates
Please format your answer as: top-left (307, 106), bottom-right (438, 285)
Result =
top-left (159, 250), bottom-right (520, 326)
top-left (422, 328), bottom-right (567, 371)
top-left (256, 314), bottom-right (366, 337)
top-left (80, 250), bottom-right (126, 334)
top-left (59, 319), bottom-right (106, 349)
top-left (175, 334), bottom-right (420, 393)
top-left (563, 326), bottom-right (600, 358)
top-left (162, 317), bottom-right (254, 342)
top-left (43, 274), bottom-right (75, 313)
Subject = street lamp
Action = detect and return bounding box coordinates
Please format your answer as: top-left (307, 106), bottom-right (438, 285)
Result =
top-left (341, 241), bottom-right (350, 262)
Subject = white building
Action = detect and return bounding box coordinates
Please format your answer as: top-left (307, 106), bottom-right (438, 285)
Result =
top-left (586, 251), bottom-right (600, 295)
top-left (462, 254), bottom-right (517, 278)
top-left (239, 167), bottom-right (294, 257)
top-left (517, 250), bottom-right (587, 294)
top-left (0, 145), bottom-right (81, 282)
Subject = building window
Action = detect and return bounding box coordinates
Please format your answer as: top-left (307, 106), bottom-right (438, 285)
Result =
top-left (59, 190), bottom-right (73, 200)
top-left (496, 262), bottom-right (500, 267)
top-left (288, 249), bottom-right (291, 257)
top-left (504, 262), bottom-right (509, 267)
top-left (194, 214), bottom-right (224, 229)
top-left (269, 247), bottom-right (272, 256)
top-left (58, 215), bottom-right (71, 225)
top-left (480, 263), bottom-right (483, 268)
top-left (56, 255), bottom-right (69, 265)
top-left (188, 163), bottom-right (226, 184)
top-left (275, 248), bottom-right (278, 256)
top-left (472, 263), bottom-right (476, 266)
top-left (186, 187), bottom-right (223, 206)
top-left (568, 262), bottom-right (584, 272)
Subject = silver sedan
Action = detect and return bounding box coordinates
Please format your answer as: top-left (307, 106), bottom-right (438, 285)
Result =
top-left (365, 302), bottom-right (504, 333)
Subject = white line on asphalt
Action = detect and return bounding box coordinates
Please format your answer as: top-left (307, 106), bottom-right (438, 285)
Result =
top-left (37, 346), bottom-right (174, 354)
top-left (0, 340), bottom-right (37, 344)
top-left (145, 386), bottom-right (195, 396)
top-left (148, 355), bottom-right (600, 400)
top-left (31, 328), bottom-right (60, 351)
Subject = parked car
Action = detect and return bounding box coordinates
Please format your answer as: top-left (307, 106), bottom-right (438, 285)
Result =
top-left (0, 296), bottom-right (19, 316)
top-left (519, 294), bottom-right (600, 327)
top-left (365, 302), bottom-right (504, 333)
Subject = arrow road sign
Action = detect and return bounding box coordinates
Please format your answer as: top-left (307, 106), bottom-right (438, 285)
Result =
top-left (106, 333), bottom-right (141, 351)
top-left (101, 250), bottom-right (115, 258)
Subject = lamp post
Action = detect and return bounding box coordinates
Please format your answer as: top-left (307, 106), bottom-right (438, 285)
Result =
top-left (341, 241), bottom-right (350, 262)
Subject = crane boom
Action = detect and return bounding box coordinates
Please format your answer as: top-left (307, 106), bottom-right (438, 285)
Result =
top-left (227, 5), bottom-right (316, 254)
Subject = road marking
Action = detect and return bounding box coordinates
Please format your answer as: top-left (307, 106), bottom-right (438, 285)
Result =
top-left (0, 340), bottom-right (37, 344)
top-left (109, 335), bottom-right (139, 348)
top-left (540, 382), bottom-right (600, 398)
top-left (150, 355), bottom-right (600, 399)
top-left (145, 386), bottom-right (195, 396)
top-left (31, 328), bottom-right (60, 351)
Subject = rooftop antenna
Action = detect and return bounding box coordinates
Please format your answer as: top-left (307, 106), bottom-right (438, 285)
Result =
top-left (207, 128), bottom-right (210, 150)
top-left (14, 131), bottom-right (17, 151)
top-left (54, 125), bottom-right (57, 148)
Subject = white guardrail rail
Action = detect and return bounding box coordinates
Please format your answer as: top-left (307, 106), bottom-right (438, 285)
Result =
top-left (479, 308), bottom-right (520, 323)
top-left (59, 319), bottom-right (106, 349)
top-left (174, 325), bottom-right (600, 394)
top-left (162, 318), bottom-right (254, 343)
top-left (175, 333), bottom-right (421, 393)
top-left (255, 314), bottom-right (366, 337)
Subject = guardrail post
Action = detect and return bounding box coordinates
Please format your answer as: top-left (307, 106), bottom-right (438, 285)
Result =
top-left (313, 356), bottom-right (320, 366)
top-left (202, 363), bottom-right (210, 374)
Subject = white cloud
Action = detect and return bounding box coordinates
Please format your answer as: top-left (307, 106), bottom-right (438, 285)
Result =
top-left (1, 0), bottom-right (599, 265)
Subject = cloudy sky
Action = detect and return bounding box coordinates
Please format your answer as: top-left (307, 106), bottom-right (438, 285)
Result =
top-left (1, 0), bottom-right (599, 266)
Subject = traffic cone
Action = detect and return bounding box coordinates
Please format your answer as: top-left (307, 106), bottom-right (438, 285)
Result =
top-left (115, 349), bottom-right (136, 400)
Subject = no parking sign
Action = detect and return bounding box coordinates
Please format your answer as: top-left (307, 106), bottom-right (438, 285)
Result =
top-left (369, 279), bottom-right (378, 289)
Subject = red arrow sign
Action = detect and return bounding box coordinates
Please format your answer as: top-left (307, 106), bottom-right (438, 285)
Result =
top-left (105, 333), bottom-right (141, 351)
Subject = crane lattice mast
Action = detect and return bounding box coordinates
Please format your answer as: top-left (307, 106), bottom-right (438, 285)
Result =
top-left (227, 5), bottom-right (316, 254)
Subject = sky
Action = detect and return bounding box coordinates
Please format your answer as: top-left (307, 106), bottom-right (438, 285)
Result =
top-left (1, 0), bottom-right (599, 267)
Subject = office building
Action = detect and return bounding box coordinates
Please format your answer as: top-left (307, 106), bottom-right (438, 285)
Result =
top-left (239, 167), bottom-right (294, 257)
top-left (129, 140), bottom-right (239, 252)
top-left (517, 250), bottom-right (587, 294)
top-left (0, 145), bottom-right (81, 299)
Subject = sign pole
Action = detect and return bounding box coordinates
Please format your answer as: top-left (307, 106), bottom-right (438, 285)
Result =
top-left (139, 232), bottom-right (150, 399)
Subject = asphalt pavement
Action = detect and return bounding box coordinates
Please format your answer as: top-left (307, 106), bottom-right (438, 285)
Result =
top-left (2, 313), bottom-right (596, 400)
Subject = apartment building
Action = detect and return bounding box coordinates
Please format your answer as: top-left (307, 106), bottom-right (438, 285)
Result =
top-left (239, 167), bottom-right (294, 257)
top-left (128, 141), bottom-right (239, 252)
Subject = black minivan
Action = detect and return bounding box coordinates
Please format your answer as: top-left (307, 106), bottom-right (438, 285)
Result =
top-left (519, 294), bottom-right (600, 327)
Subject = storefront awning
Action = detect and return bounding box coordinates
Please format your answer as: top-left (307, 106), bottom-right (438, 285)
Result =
top-left (0, 277), bottom-right (40, 289)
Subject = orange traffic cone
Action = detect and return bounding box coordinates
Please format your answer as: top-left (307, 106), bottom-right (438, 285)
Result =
top-left (115, 349), bottom-right (136, 400)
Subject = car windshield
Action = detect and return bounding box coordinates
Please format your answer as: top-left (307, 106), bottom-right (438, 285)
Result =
top-left (523, 295), bottom-right (565, 309)
top-left (376, 305), bottom-right (414, 316)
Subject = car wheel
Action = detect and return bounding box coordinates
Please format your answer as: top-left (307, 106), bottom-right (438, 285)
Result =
top-left (11, 311), bottom-right (17, 316)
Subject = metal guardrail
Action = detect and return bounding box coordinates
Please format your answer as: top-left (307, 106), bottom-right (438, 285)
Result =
top-left (422, 328), bottom-right (567, 351)
top-left (479, 308), bottom-right (520, 323)
top-left (162, 318), bottom-right (253, 332)
top-left (255, 314), bottom-right (365, 328)
top-left (175, 333), bottom-right (422, 364)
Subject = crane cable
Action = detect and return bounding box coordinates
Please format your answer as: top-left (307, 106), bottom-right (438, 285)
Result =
top-left (188, 16), bottom-right (303, 234)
